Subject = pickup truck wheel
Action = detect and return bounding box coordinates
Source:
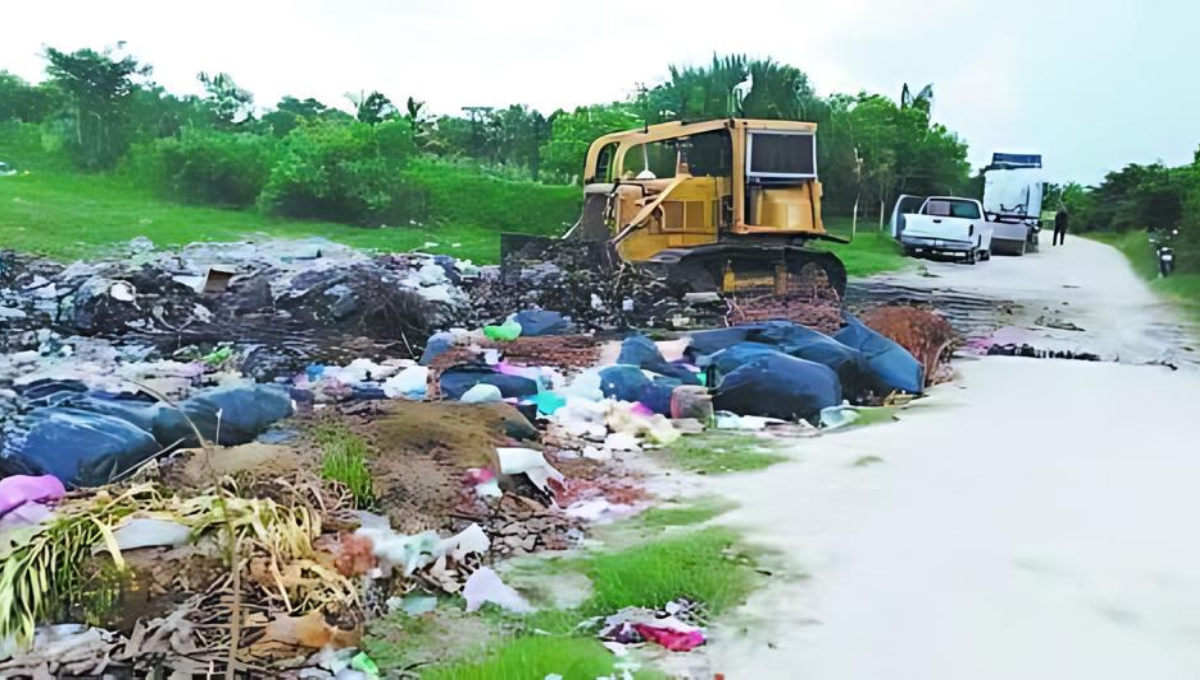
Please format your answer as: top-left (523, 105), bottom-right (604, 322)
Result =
top-left (981, 249), bottom-right (992, 261)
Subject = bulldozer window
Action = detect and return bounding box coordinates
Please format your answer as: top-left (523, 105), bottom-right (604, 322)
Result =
top-left (683, 130), bottom-right (733, 178)
top-left (593, 142), bottom-right (618, 183)
top-left (624, 140), bottom-right (678, 179)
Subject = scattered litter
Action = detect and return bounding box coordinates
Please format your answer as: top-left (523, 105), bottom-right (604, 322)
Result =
top-left (462, 566), bottom-right (533, 613)
top-left (461, 383), bottom-right (503, 403)
top-left (497, 447), bottom-right (564, 493)
top-left (382, 365), bottom-right (429, 399)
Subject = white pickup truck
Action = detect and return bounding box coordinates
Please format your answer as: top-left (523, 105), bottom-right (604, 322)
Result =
top-left (890, 195), bottom-right (993, 264)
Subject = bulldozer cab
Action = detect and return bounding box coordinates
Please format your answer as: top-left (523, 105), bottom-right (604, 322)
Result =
top-left (571, 119), bottom-right (829, 262)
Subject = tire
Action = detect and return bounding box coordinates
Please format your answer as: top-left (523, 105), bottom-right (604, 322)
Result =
top-left (981, 249), bottom-right (992, 261)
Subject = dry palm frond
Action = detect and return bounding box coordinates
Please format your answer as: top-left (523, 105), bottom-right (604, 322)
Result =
top-left (0, 479), bottom-right (356, 649)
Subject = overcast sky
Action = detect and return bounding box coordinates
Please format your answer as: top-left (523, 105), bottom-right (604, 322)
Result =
top-left (2, 0), bottom-right (1195, 184)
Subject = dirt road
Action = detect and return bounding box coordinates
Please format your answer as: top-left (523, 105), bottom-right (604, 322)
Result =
top-left (707, 238), bottom-right (1200, 679)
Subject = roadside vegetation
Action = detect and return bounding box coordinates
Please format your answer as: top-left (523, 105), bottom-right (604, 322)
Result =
top-left (1089, 230), bottom-right (1200, 322)
top-left (657, 431), bottom-right (788, 474)
top-left (824, 215), bottom-right (909, 276)
top-left (1053, 153), bottom-right (1200, 303)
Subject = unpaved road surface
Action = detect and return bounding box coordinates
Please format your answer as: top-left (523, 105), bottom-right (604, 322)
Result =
top-left (708, 237), bottom-right (1200, 679)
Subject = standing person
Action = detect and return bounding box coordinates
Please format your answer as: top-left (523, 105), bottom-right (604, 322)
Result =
top-left (1053, 206), bottom-right (1069, 246)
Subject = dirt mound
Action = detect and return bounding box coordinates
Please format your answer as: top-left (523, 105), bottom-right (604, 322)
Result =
top-left (362, 402), bottom-right (537, 533)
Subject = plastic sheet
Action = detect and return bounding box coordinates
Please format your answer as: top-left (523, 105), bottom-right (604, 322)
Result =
top-left (833, 315), bottom-right (924, 395)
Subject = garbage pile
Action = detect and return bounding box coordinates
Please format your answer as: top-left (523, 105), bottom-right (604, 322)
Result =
top-left (471, 239), bottom-right (731, 330)
top-left (0, 238), bottom-right (470, 371)
top-left (0, 235), bottom-right (952, 677)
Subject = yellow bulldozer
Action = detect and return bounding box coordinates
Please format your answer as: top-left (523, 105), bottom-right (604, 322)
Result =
top-left (502, 118), bottom-right (848, 296)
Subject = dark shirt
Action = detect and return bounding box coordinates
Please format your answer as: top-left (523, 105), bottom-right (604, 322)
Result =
top-left (1055, 211), bottom-right (1069, 231)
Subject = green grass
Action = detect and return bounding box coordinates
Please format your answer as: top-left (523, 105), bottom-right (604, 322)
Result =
top-left (657, 431), bottom-right (787, 474)
top-left (1088, 230), bottom-right (1200, 323)
top-left (638, 497), bottom-right (736, 528)
top-left (393, 527), bottom-right (760, 678)
top-left (822, 214), bottom-right (910, 277)
top-left (313, 423), bottom-right (377, 509)
top-left (584, 527), bottom-right (756, 616)
top-left (0, 169), bottom-right (526, 263)
top-left (421, 636), bottom-right (634, 680)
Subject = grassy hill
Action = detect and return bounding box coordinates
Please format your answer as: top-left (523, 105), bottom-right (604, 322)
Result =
top-left (0, 130), bottom-right (905, 275)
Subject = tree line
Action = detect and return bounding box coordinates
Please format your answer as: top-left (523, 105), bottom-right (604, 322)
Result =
top-left (0, 46), bottom-right (974, 226)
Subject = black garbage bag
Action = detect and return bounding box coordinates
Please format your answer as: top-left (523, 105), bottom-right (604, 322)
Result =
top-left (713, 353), bottom-right (842, 422)
top-left (439, 365), bottom-right (539, 400)
top-left (833, 315), bottom-right (924, 395)
top-left (1, 407), bottom-right (163, 488)
top-left (16, 379), bottom-right (91, 408)
top-left (513, 310), bottom-right (574, 336)
top-left (684, 326), bottom-right (759, 360)
top-left (748, 321), bottom-right (869, 395)
top-left (57, 394), bottom-right (162, 434)
top-left (154, 384), bottom-right (295, 447)
top-left (597, 365), bottom-right (676, 415)
top-left (617, 335), bottom-right (701, 384)
top-left (707, 342), bottom-right (784, 377)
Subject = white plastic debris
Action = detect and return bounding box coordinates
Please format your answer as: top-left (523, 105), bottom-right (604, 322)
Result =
top-left (382, 365), bottom-right (429, 399)
top-left (463, 567), bottom-right (533, 613)
top-left (415, 260), bottom-right (447, 285)
top-left (109, 281), bottom-right (136, 302)
top-left (497, 447), bottom-right (564, 493)
top-left (461, 383), bottom-right (503, 404)
top-left (439, 523), bottom-right (490, 561)
top-left (357, 522), bottom-right (490, 577)
top-left (819, 404), bottom-right (861, 430)
top-left (110, 518), bottom-right (191, 550)
top-left (603, 431), bottom-right (640, 452)
top-left (714, 412), bottom-right (786, 430)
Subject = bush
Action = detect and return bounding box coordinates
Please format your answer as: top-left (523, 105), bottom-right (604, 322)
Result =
top-left (0, 121), bottom-right (68, 171)
top-left (402, 158), bottom-right (580, 235)
top-left (259, 119), bottom-right (419, 224)
top-left (127, 130), bottom-right (277, 206)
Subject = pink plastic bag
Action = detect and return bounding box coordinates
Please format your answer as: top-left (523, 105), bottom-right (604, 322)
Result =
top-left (0, 475), bottom-right (66, 516)
top-left (633, 623), bottom-right (706, 652)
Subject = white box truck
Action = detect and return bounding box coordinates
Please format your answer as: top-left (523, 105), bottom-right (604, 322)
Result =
top-left (982, 152), bottom-right (1045, 255)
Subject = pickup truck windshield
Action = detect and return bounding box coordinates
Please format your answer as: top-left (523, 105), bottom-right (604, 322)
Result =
top-left (925, 200), bottom-right (981, 219)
